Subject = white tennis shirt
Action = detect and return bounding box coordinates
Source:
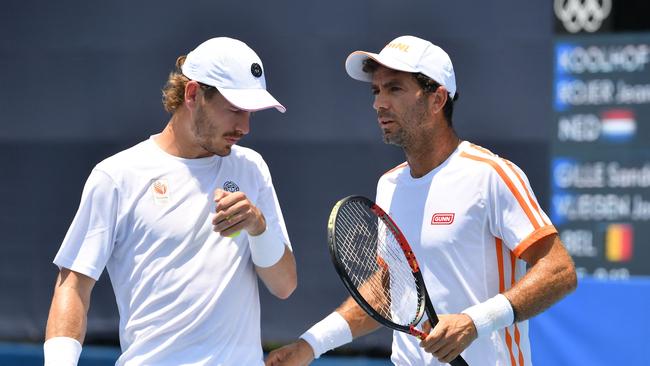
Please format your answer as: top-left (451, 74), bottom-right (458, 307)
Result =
top-left (54, 136), bottom-right (291, 365)
top-left (377, 141), bottom-right (556, 366)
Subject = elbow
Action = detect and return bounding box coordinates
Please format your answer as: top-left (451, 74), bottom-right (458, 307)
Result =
top-left (563, 261), bottom-right (578, 295)
top-left (273, 276), bottom-right (297, 300)
top-left (568, 266), bottom-right (578, 293)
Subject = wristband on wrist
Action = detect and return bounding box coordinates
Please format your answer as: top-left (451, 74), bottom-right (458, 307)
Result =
top-left (44, 336), bottom-right (82, 366)
top-left (249, 226), bottom-right (286, 268)
top-left (461, 293), bottom-right (514, 338)
top-left (299, 311), bottom-right (353, 359)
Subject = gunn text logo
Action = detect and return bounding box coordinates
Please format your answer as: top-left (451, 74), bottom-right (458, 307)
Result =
top-left (431, 213), bottom-right (455, 225)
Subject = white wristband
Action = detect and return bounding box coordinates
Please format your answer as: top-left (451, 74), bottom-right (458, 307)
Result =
top-left (300, 311), bottom-right (353, 359)
top-left (462, 293), bottom-right (514, 338)
top-left (44, 337), bottom-right (82, 366)
top-left (249, 227), bottom-right (285, 268)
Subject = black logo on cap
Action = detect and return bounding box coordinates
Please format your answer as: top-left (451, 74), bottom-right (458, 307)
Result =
top-left (251, 63), bottom-right (263, 78)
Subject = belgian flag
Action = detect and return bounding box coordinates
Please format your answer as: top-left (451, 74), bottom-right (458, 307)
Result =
top-left (605, 224), bottom-right (634, 262)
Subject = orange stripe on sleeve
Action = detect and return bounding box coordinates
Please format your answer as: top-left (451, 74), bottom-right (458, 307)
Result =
top-left (512, 225), bottom-right (558, 258)
top-left (460, 151), bottom-right (541, 230)
top-left (503, 159), bottom-right (550, 226)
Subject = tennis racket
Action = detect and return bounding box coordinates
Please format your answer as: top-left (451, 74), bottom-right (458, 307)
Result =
top-left (328, 195), bottom-right (468, 366)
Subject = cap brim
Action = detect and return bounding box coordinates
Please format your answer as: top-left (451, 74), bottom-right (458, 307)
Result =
top-left (345, 51), bottom-right (419, 82)
top-left (218, 88), bottom-right (286, 113)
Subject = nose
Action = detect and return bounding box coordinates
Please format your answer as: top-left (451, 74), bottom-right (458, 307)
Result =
top-left (236, 112), bottom-right (251, 135)
top-left (373, 91), bottom-right (389, 111)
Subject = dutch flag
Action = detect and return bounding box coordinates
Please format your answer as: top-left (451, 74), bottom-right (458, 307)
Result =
top-left (600, 109), bottom-right (636, 142)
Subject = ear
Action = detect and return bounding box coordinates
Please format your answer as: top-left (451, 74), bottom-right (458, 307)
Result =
top-left (430, 86), bottom-right (448, 115)
top-left (184, 81), bottom-right (201, 110)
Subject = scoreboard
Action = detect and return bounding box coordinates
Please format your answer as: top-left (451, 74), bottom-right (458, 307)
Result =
top-left (551, 34), bottom-right (650, 278)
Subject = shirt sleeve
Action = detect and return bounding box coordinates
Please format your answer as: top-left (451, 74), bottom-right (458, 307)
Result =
top-left (53, 169), bottom-right (119, 280)
top-left (486, 160), bottom-right (557, 258)
top-left (254, 157), bottom-right (291, 250)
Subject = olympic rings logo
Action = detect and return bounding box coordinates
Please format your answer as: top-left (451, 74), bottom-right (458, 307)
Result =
top-left (554, 0), bottom-right (612, 33)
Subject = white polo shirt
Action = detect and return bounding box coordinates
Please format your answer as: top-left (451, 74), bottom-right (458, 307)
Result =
top-left (54, 136), bottom-right (291, 365)
top-left (377, 141), bottom-right (556, 366)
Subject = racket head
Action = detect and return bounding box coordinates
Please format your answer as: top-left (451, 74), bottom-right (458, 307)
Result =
top-left (327, 195), bottom-right (428, 334)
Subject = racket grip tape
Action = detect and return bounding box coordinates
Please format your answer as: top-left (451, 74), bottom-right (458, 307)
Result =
top-left (409, 326), bottom-right (428, 340)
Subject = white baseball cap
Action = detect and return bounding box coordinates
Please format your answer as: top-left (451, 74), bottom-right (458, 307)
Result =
top-left (182, 37), bottom-right (286, 113)
top-left (345, 35), bottom-right (456, 98)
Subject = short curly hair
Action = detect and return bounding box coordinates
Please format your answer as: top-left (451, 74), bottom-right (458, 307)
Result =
top-left (161, 55), bottom-right (219, 113)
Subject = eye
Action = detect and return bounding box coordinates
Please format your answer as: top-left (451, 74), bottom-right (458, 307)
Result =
top-left (371, 88), bottom-right (379, 96)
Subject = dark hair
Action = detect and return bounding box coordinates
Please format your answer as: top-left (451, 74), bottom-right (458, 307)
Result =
top-left (362, 58), bottom-right (458, 125)
top-left (161, 55), bottom-right (220, 113)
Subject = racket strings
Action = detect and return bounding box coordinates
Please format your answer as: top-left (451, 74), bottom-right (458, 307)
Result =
top-left (334, 201), bottom-right (423, 326)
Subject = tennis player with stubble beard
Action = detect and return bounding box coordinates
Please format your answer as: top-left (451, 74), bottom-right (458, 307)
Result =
top-left (266, 35), bottom-right (577, 366)
top-left (44, 37), bottom-right (296, 366)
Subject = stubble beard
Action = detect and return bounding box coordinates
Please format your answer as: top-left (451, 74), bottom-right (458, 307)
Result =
top-left (193, 106), bottom-right (231, 157)
top-left (383, 128), bottom-right (406, 147)
top-left (381, 97), bottom-right (429, 149)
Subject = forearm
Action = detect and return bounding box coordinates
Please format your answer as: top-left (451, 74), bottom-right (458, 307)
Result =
top-left (336, 296), bottom-right (381, 338)
top-left (504, 255), bottom-right (577, 322)
top-left (44, 270), bottom-right (94, 366)
top-left (505, 235), bottom-right (577, 322)
top-left (45, 269), bottom-right (94, 342)
top-left (461, 234), bottom-right (576, 339)
top-left (46, 287), bottom-right (90, 342)
top-left (256, 245), bottom-right (297, 299)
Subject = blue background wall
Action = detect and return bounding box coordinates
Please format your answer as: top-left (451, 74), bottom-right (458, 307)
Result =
top-left (1, 1), bottom-right (648, 364)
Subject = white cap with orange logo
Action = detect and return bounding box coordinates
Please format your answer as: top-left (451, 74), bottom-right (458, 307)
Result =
top-left (345, 35), bottom-right (456, 98)
top-left (182, 37), bottom-right (286, 113)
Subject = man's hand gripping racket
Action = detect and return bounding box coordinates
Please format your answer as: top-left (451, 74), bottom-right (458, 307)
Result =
top-left (328, 196), bottom-right (469, 366)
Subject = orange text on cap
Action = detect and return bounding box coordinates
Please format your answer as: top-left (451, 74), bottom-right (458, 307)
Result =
top-left (385, 42), bottom-right (410, 52)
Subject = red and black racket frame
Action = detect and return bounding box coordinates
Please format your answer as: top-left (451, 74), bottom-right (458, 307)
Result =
top-left (328, 195), bottom-right (469, 366)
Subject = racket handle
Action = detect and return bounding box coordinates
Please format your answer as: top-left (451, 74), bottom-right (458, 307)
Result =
top-left (409, 326), bottom-right (428, 340)
top-left (450, 357), bottom-right (469, 366)
top-left (408, 327), bottom-right (470, 366)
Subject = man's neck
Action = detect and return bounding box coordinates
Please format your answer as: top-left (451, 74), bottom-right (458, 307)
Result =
top-left (404, 130), bottom-right (460, 178)
top-left (154, 114), bottom-right (210, 159)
